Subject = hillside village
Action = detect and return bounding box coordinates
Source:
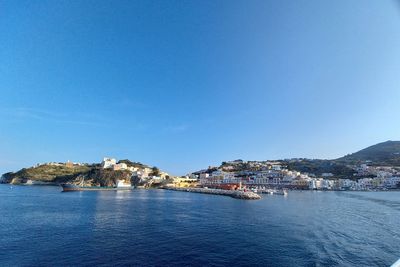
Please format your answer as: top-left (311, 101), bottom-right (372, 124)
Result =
top-left (189, 159), bottom-right (400, 191)
top-left (2, 141), bottom-right (400, 191)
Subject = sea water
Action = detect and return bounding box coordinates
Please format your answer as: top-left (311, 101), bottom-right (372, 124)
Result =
top-left (0, 185), bottom-right (399, 266)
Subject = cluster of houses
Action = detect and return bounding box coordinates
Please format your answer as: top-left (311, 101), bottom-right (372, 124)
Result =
top-left (190, 161), bottom-right (400, 191)
top-left (101, 157), bottom-right (170, 181)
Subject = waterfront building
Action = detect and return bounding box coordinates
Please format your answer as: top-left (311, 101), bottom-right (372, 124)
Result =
top-left (282, 175), bottom-right (295, 184)
top-left (309, 179), bottom-right (316, 190)
top-left (322, 179), bottom-right (334, 190)
top-left (340, 179), bottom-right (356, 190)
top-left (291, 178), bottom-right (309, 189)
top-left (357, 178), bottom-right (373, 190)
top-left (384, 176), bottom-right (400, 188)
top-left (308, 178), bottom-right (325, 190)
top-left (199, 170), bottom-right (241, 188)
top-left (199, 173), bottom-right (209, 179)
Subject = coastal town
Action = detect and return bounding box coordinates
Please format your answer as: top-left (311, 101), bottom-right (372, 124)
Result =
top-left (2, 156), bottom-right (400, 193)
top-left (188, 160), bottom-right (400, 191)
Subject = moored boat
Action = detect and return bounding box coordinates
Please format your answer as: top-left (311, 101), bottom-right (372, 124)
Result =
top-left (61, 183), bottom-right (135, 192)
top-left (60, 181), bottom-right (135, 192)
top-left (274, 189), bottom-right (288, 196)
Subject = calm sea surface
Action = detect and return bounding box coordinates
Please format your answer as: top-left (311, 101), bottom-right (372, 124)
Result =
top-left (0, 185), bottom-right (399, 266)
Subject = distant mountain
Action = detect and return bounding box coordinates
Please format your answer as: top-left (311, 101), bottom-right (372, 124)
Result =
top-left (338, 140), bottom-right (400, 166)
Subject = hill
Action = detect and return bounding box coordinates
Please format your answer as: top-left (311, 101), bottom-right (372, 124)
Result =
top-left (117, 159), bottom-right (149, 169)
top-left (338, 140), bottom-right (400, 166)
top-left (195, 141), bottom-right (400, 179)
top-left (1, 159), bottom-right (162, 186)
top-left (284, 159), bottom-right (355, 178)
top-left (1, 164), bottom-right (92, 184)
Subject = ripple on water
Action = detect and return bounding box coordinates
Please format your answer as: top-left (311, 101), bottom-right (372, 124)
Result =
top-left (0, 185), bottom-right (399, 266)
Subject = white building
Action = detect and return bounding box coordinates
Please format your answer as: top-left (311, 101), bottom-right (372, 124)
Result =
top-left (340, 179), bottom-right (356, 189)
top-left (113, 162), bottom-right (128, 171)
top-left (199, 173), bottom-right (209, 185)
top-left (357, 178), bottom-right (373, 189)
top-left (102, 157), bottom-right (117, 169)
top-left (199, 171), bottom-right (238, 185)
top-left (128, 166), bottom-right (139, 172)
top-left (308, 178), bottom-right (325, 190)
top-left (384, 176), bottom-right (400, 188)
top-left (133, 170), bottom-right (148, 178)
top-left (271, 165), bottom-right (282, 171)
top-left (322, 179), bottom-right (334, 190)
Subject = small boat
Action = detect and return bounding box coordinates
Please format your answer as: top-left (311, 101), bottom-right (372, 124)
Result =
top-left (274, 189), bottom-right (288, 196)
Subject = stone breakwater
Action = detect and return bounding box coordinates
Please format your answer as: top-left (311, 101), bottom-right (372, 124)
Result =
top-left (164, 187), bottom-right (261, 200)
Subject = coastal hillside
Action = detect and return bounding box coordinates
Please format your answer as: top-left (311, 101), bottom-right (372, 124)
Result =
top-left (284, 141), bottom-right (400, 176)
top-left (1, 164), bottom-right (92, 184)
top-left (117, 159), bottom-right (150, 169)
top-left (283, 159), bottom-right (355, 178)
top-left (215, 159), bottom-right (355, 179)
top-left (1, 158), bottom-right (168, 186)
top-left (218, 159), bottom-right (354, 178)
top-left (337, 140), bottom-right (400, 166)
top-left (193, 141), bottom-right (400, 180)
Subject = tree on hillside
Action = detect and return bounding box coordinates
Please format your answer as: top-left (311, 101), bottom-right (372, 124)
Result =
top-left (151, 166), bottom-right (160, 177)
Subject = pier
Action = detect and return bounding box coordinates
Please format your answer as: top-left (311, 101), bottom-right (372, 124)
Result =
top-left (164, 187), bottom-right (261, 200)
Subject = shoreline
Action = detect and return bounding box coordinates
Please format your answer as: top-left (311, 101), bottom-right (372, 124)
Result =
top-left (1, 183), bottom-right (400, 193)
top-left (163, 187), bottom-right (261, 200)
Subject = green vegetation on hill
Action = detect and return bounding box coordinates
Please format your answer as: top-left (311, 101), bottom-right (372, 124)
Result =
top-left (1, 158), bottom-right (167, 186)
top-left (220, 161), bottom-right (261, 172)
top-left (284, 159), bottom-right (355, 178)
top-left (338, 140), bottom-right (400, 166)
top-left (219, 159), bottom-right (355, 178)
top-left (117, 159), bottom-right (149, 168)
top-left (284, 141), bottom-right (400, 177)
top-left (2, 164), bottom-right (134, 186)
top-left (5, 164), bottom-right (92, 184)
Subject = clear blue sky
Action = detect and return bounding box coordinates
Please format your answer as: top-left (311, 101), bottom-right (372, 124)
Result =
top-left (1, 0), bottom-right (400, 175)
